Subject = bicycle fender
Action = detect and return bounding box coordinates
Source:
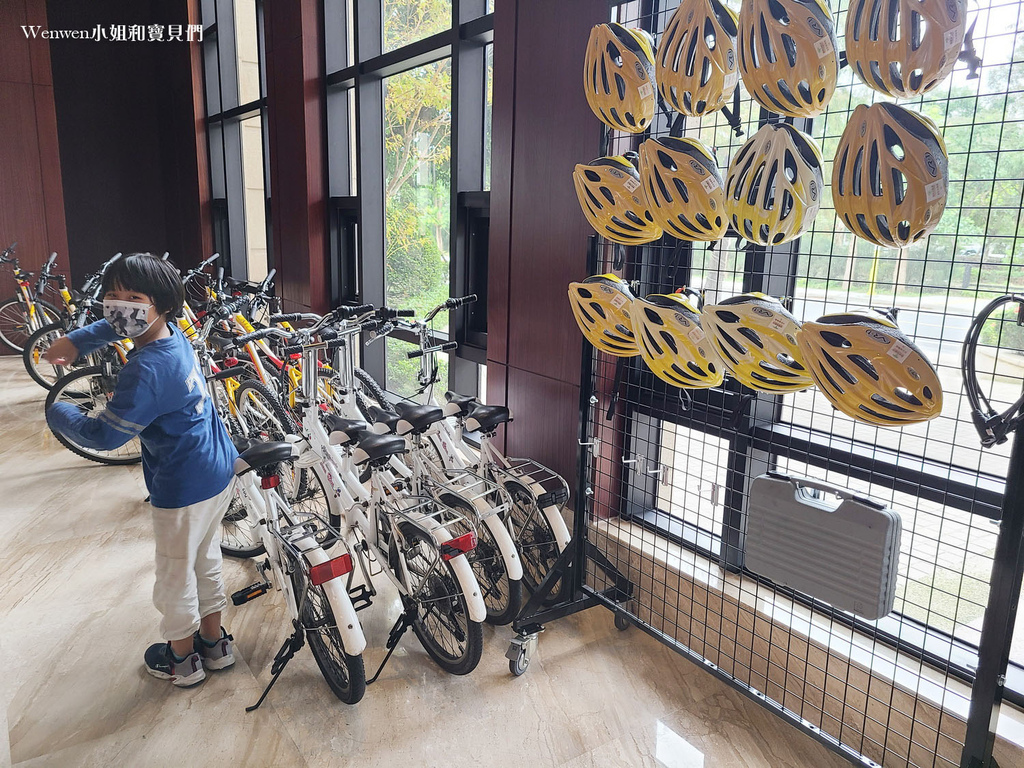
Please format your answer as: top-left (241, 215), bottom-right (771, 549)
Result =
top-left (480, 509), bottom-right (524, 582)
top-left (516, 476), bottom-right (572, 552)
top-left (417, 517), bottom-right (487, 623)
top-left (302, 546), bottom-right (367, 655)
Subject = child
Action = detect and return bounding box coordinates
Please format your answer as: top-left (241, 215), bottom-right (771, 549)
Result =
top-left (45, 253), bottom-right (239, 687)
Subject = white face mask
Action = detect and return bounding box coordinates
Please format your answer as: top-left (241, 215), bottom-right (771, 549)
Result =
top-left (103, 299), bottom-right (157, 338)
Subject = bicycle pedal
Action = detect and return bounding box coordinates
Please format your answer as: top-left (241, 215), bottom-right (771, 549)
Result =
top-left (349, 584), bottom-right (374, 612)
top-left (232, 581), bottom-right (271, 605)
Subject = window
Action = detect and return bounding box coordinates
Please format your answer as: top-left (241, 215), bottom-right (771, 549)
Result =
top-left (201, 0), bottom-right (271, 281)
top-left (323, 0), bottom-right (493, 396)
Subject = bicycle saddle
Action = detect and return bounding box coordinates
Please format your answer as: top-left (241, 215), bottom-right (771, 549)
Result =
top-left (443, 391), bottom-right (479, 418)
top-left (465, 404), bottom-right (512, 434)
top-left (351, 430), bottom-right (408, 467)
top-left (325, 415), bottom-right (368, 446)
top-left (367, 405), bottom-right (402, 435)
top-left (234, 440), bottom-right (298, 475)
top-left (393, 401), bottom-right (445, 436)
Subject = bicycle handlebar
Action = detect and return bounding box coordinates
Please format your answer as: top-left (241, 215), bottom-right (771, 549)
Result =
top-left (424, 294), bottom-right (477, 323)
top-left (376, 306), bottom-right (416, 321)
top-left (407, 341), bottom-right (458, 359)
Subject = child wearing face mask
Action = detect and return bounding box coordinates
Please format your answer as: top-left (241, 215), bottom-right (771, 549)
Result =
top-left (44, 253), bottom-right (239, 688)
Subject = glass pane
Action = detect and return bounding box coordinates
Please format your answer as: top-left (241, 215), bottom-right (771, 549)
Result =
top-left (386, 340), bottom-right (449, 398)
top-left (203, 36), bottom-right (222, 115)
top-left (324, 0), bottom-right (353, 72)
top-left (483, 43), bottom-right (493, 191)
top-left (234, 0), bottom-right (260, 104)
top-left (327, 87), bottom-right (353, 197)
top-left (383, 59), bottom-right (452, 392)
top-left (656, 425), bottom-right (729, 535)
top-left (383, 0), bottom-right (452, 53)
top-left (240, 114), bottom-right (268, 281)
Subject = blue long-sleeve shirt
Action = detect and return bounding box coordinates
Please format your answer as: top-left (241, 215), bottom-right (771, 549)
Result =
top-left (46, 320), bottom-right (237, 508)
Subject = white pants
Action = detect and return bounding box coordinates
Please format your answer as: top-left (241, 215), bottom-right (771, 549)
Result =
top-left (151, 480), bottom-right (235, 641)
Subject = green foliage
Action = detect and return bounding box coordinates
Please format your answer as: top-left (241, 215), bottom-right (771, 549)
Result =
top-left (980, 307), bottom-right (1024, 352)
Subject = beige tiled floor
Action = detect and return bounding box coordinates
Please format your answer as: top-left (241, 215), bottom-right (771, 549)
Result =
top-left (0, 358), bottom-right (852, 767)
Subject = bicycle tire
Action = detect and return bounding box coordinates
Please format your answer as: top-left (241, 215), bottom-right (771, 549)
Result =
top-left (355, 368), bottom-right (389, 410)
top-left (390, 520), bottom-right (483, 675)
top-left (439, 492), bottom-right (522, 626)
top-left (288, 558), bottom-right (367, 704)
top-left (45, 366), bottom-right (143, 465)
top-left (503, 479), bottom-right (566, 606)
top-left (219, 481), bottom-right (264, 559)
top-left (22, 322), bottom-right (76, 390)
top-left (233, 379), bottom-right (309, 501)
top-left (0, 297), bottom-right (60, 352)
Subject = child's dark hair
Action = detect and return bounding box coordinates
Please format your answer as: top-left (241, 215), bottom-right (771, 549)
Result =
top-left (101, 253), bottom-right (184, 318)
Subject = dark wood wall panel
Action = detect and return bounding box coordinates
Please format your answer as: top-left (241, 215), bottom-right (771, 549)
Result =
top-left (0, 0), bottom-right (68, 356)
top-left (487, 0), bottom-right (606, 482)
top-left (264, 0), bottom-right (328, 313)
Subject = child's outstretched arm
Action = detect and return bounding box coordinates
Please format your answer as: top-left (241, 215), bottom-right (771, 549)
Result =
top-left (43, 320), bottom-right (122, 365)
top-left (46, 364), bottom-right (159, 451)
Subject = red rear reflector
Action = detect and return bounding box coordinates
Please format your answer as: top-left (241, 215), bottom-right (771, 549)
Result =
top-left (441, 531), bottom-right (477, 561)
top-left (224, 356), bottom-right (238, 367)
top-left (309, 554), bottom-right (353, 585)
top-left (261, 475), bottom-right (280, 490)
top-left (289, 353), bottom-right (302, 360)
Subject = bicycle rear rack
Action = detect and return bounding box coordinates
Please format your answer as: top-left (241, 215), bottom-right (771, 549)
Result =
top-left (427, 467), bottom-right (511, 521)
top-left (491, 458), bottom-right (570, 511)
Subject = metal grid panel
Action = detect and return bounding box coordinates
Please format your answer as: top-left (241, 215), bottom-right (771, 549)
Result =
top-left (578, 1), bottom-right (1024, 766)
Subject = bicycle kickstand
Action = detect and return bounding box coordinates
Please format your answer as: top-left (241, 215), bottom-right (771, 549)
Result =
top-left (246, 623), bottom-right (306, 712)
top-left (366, 603), bottom-right (417, 685)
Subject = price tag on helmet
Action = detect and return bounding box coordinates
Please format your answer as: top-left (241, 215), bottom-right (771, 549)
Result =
top-left (887, 340), bottom-right (913, 363)
top-left (623, 176), bottom-right (641, 193)
top-left (687, 327), bottom-right (706, 343)
top-left (814, 38), bottom-right (833, 58)
top-left (724, 71), bottom-right (739, 90)
top-left (769, 315), bottom-right (788, 331)
top-left (638, 82), bottom-right (655, 100)
top-left (701, 175), bottom-right (720, 193)
top-left (944, 27), bottom-right (964, 50)
top-left (925, 180), bottom-right (945, 202)
top-left (610, 293), bottom-right (628, 309)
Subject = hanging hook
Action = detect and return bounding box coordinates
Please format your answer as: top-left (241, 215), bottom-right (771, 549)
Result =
top-left (959, 19), bottom-right (983, 80)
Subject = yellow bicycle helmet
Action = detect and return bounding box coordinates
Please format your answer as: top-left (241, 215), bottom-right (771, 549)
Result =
top-left (725, 123), bottom-right (824, 246)
top-left (635, 290), bottom-right (725, 389)
top-left (583, 23), bottom-right (658, 133)
top-left (701, 293), bottom-right (815, 393)
top-left (738, 0), bottom-right (838, 117)
top-left (797, 308), bottom-right (943, 426)
top-left (846, 0), bottom-right (966, 98)
top-left (657, 0), bottom-right (740, 118)
top-left (568, 274), bottom-right (640, 357)
top-left (833, 103), bottom-right (949, 248)
top-left (638, 137), bottom-right (727, 242)
top-left (573, 153), bottom-right (664, 245)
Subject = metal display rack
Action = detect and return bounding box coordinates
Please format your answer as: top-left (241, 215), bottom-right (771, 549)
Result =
top-left (512, 1), bottom-right (1024, 766)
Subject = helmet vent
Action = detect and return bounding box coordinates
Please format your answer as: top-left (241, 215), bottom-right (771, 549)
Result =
top-left (897, 220), bottom-right (912, 241)
top-left (644, 328), bottom-right (663, 355)
top-left (869, 143), bottom-right (883, 197)
top-left (797, 80), bottom-right (813, 105)
top-left (822, 349), bottom-right (859, 385)
top-left (816, 360), bottom-right (846, 394)
top-left (600, 186), bottom-right (616, 205)
top-left (778, 78), bottom-right (802, 109)
top-left (872, 393), bottom-right (914, 413)
top-left (837, 146), bottom-right (849, 195)
top-left (780, 190), bottom-right (795, 221)
top-left (701, 58), bottom-right (712, 87)
top-left (721, 330), bottom-right (747, 355)
top-left (606, 40), bottom-right (623, 68)
top-left (673, 177), bottom-right (691, 203)
top-left (884, 125), bottom-right (906, 160)
top-left (705, 18), bottom-right (718, 50)
top-left (696, 213), bottom-right (712, 229)
top-left (767, 0), bottom-right (791, 24)
top-left (708, 362), bottom-right (717, 374)
top-left (644, 308), bottom-right (664, 325)
top-left (910, 10), bottom-right (923, 51)
top-left (784, 150), bottom-right (798, 183)
top-left (660, 330), bottom-right (679, 354)
top-left (600, 57), bottom-right (610, 93)
top-left (888, 61), bottom-right (905, 91)
top-left (759, 16), bottom-right (777, 63)
top-left (909, 68), bottom-right (924, 91)
top-left (688, 361), bottom-right (708, 377)
top-left (577, 288), bottom-right (593, 299)
top-left (614, 323), bottom-right (634, 337)
top-left (891, 168), bottom-right (906, 205)
top-left (868, 60), bottom-right (887, 91)
top-left (658, 150), bottom-right (678, 172)
top-left (893, 387), bottom-right (923, 406)
top-left (624, 210), bottom-right (645, 226)
top-left (614, 72), bottom-right (627, 101)
top-left (589, 302), bottom-right (607, 320)
top-left (781, 33), bottom-right (798, 67)
top-left (672, 363), bottom-right (698, 381)
top-left (584, 170), bottom-right (602, 183)
top-left (777, 352), bottom-right (803, 370)
top-left (670, 29), bottom-right (687, 71)
top-left (856, 213), bottom-right (873, 238)
top-left (852, 147), bottom-right (864, 196)
top-left (869, 0), bottom-right (883, 40)
top-left (746, 164), bottom-right (765, 206)
top-left (923, 385), bottom-right (934, 400)
top-left (609, 107), bottom-right (622, 125)
top-left (738, 327), bottom-right (764, 348)
top-left (850, 353), bottom-right (880, 380)
top-left (876, 215), bottom-right (892, 241)
top-left (820, 331), bottom-right (851, 348)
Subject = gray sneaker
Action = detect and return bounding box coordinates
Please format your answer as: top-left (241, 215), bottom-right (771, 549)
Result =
top-left (195, 627), bottom-right (235, 671)
top-left (145, 642), bottom-right (206, 687)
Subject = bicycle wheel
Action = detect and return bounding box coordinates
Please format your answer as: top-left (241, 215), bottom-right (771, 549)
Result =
top-left (439, 492), bottom-right (522, 626)
top-left (288, 558), bottom-right (366, 704)
top-left (0, 297), bottom-right (60, 352)
top-left (390, 520), bottom-right (483, 675)
top-left (219, 482), bottom-right (264, 558)
top-left (233, 379), bottom-right (308, 498)
top-left (504, 479), bottom-right (566, 605)
top-left (23, 322), bottom-right (75, 390)
top-left (354, 367), bottom-right (389, 421)
top-left (45, 366), bottom-right (143, 465)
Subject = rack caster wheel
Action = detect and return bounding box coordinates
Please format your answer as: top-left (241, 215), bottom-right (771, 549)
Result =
top-left (614, 612), bottom-right (631, 631)
top-left (506, 629), bottom-right (541, 677)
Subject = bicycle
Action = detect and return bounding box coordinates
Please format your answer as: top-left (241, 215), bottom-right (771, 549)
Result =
top-left (0, 244), bottom-right (61, 352)
top-left (231, 311), bottom-right (487, 676)
top-left (228, 437), bottom-right (367, 707)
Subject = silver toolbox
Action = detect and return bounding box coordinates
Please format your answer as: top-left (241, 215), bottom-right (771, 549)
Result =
top-left (745, 472), bottom-right (901, 621)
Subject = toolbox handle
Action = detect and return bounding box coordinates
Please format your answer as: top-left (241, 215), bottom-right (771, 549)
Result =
top-left (765, 471), bottom-right (886, 510)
